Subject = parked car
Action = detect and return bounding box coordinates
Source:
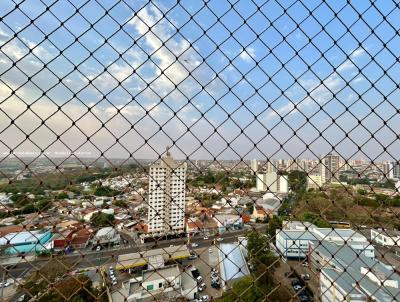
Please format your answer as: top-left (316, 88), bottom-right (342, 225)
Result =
top-left (302, 262), bottom-right (309, 267)
top-left (203, 236), bottom-right (209, 240)
top-left (216, 237), bottom-right (223, 242)
top-left (0, 282), bottom-right (10, 288)
top-left (196, 276), bottom-right (203, 283)
top-left (211, 281), bottom-right (221, 289)
top-left (191, 243), bottom-right (199, 248)
top-left (301, 273), bottom-right (310, 280)
top-left (198, 282), bottom-right (207, 292)
top-left (188, 254), bottom-right (198, 260)
top-left (298, 290), bottom-right (311, 302)
top-left (200, 295), bottom-right (209, 302)
top-left (96, 246), bottom-right (102, 252)
top-left (208, 248), bottom-right (213, 253)
top-left (291, 279), bottom-right (301, 286)
top-left (17, 295), bottom-right (25, 302)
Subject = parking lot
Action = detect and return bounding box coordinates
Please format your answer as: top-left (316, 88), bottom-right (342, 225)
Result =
top-left (190, 245), bottom-right (223, 300)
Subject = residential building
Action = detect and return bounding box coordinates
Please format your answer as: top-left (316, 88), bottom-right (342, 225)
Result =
top-left (147, 148), bottom-right (187, 236)
top-left (310, 241), bottom-right (400, 302)
top-left (320, 153), bottom-right (340, 183)
top-left (307, 174), bottom-right (323, 190)
top-left (93, 227), bottom-right (121, 245)
top-left (371, 229), bottom-right (400, 247)
top-left (213, 214), bottom-right (243, 233)
top-left (256, 172), bottom-right (288, 193)
top-left (383, 161), bottom-right (394, 179)
top-left (252, 205), bottom-right (270, 221)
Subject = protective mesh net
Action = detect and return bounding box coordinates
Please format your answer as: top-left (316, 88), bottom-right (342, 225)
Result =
top-left (0, 0), bottom-right (400, 301)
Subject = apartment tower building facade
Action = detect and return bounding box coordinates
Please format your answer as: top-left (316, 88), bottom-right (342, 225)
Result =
top-left (147, 149), bottom-right (187, 235)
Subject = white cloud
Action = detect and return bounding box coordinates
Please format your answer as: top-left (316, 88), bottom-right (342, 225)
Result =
top-left (350, 48), bottom-right (365, 59)
top-left (239, 47), bottom-right (256, 62)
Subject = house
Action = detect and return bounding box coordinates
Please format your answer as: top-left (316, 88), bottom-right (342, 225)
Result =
top-left (186, 219), bottom-right (203, 235)
top-left (252, 205), bottom-right (271, 220)
top-left (214, 214), bottom-right (243, 233)
top-left (93, 227), bottom-right (121, 245)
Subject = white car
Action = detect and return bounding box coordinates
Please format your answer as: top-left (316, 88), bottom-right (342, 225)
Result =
top-left (203, 236), bottom-right (209, 240)
top-left (200, 295), bottom-right (209, 302)
top-left (208, 248), bottom-right (213, 253)
top-left (17, 295), bottom-right (25, 302)
top-left (191, 243), bottom-right (199, 248)
top-left (293, 284), bottom-right (302, 291)
top-left (96, 246), bottom-right (101, 252)
top-left (216, 237), bottom-right (223, 242)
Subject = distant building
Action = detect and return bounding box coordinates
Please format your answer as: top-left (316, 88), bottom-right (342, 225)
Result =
top-left (147, 148), bottom-right (187, 236)
top-left (250, 159), bottom-right (258, 175)
top-left (320, 153), bottom-right (340, 183)
top-left (307, 174), bottom-right (323, 190)
top-left (256, 172), bottom-right (288, 193)
top-left (310, 241), bottom-right (400, 302)
top-left (383, 161), bottom-right (400, 179)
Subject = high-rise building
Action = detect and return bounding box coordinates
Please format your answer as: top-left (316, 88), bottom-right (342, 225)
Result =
top-left (383, 161), bottom-right (394, 179)
top-left (267, 160), bottom-right (277, 173)
top-left (320, 154), bottom-right (340, 183)
top-left (256, 172), bottom-right (288, 193)
top-left (250, 159), bottom-right (258, 175)
top-left (147, 148), bottom-right (187, 235)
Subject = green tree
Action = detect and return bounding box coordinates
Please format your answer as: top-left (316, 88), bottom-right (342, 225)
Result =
top-left (288, 171), bottom-right (307, 194)
top-left (90, 212), bottom-right (115, 227)
top-left (267, 216), bottom-right (282, 238)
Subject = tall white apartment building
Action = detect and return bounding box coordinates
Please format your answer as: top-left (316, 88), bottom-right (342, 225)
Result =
top-left (256, 172), bottom-right (288, 193)
top-left (147, 149), bottom-right (187, 235)
top-left (320, 153), bottom-right (340, 183)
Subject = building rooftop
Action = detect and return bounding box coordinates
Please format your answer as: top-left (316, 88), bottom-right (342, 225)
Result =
top-left (218, 243), bottom-right (250, 282)
top-left (312, 241), bottom-right (400, 301)
top-left (372, 228), bottom-right (400, 238)
top-left (116, 245), bottom-right (190, 270)
top-left (277, 229), bottom-right (320, 241)
top-left (0, 229), bottom-right (50, 246)
top-left (142, 264), bottom-right (180, 283)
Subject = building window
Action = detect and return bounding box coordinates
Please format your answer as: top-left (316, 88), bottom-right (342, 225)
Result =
top-left (159, 282), bottom-right (162, 288)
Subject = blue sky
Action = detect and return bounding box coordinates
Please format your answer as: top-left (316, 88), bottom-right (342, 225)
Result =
top-left (0, 0), bottom-right (399, 161)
